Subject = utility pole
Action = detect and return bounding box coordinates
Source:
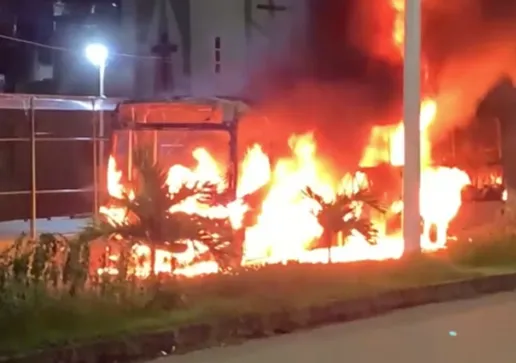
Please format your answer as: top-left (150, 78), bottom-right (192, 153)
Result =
top-left (402, 0), bottom-right (422, 254)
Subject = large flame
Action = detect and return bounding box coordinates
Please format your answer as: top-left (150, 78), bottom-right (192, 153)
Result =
top-left (100, 127), bottom-right (469, 277)
top-left (97, 0), bottom-right (472, 277)
top-left (360, 0), bottom-right (471, 247)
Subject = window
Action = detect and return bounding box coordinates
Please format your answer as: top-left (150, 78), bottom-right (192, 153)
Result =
top-left (214, 36), bottom-right (221, 73)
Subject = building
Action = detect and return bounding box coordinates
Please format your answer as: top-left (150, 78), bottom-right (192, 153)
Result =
top-left (113, 0), bottom-right (306, 99)
top-left (0, 0), bottom-right (308, 221)
top-left (0, 0), bottom-right (307, 99)
top-left (0, 0), bottom-right (123, 93)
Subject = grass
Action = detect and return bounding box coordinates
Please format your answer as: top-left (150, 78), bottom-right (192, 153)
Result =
top-left (1, 243), bottom-right (515, 356)
top-left (446, 237), bottom-right (516, 274)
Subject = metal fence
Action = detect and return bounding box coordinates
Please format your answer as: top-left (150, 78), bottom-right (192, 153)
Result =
top-left (0, 94), bottom-right (122, 238)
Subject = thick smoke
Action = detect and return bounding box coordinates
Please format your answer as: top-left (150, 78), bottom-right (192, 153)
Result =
top-left (424, 0), bottom-right (516, 139)
top-left (241, 80), bottom-right (392, 172)
top-left (341, 0), bottom-right (516, 141)
top-left (241, 0), bottom-right (402, 171)
top-left (241, 0), bottom-right (516, 169)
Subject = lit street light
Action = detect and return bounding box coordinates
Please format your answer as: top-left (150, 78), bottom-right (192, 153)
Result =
top-left (85, 43), bottom-right (109, 215)
top-left (85, 43), bottom-right (109, 97)
top-left (402, 0), bottom-right (422, 254)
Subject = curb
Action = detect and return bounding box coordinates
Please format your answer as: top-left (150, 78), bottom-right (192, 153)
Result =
top-left (3, 273), bottom-right (516, 363)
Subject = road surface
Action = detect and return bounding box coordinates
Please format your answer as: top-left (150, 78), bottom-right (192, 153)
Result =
top-left (151, 292), bottom-right (516, 363)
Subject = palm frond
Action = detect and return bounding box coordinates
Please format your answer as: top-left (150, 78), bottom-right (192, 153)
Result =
top-left (196, 181), bottom-right (232, 206)
top-left (304, 184), bottom-right (383, 245)
top-left (303, 186), bottom-right (328, 208)
top-left (78, 221), bottom-right (117, 242)
top-left (337, 217), bottom-right (378, 245)
top-left (169, 182), bottom-right (199, 207)
top-left (132, 147), bottom-right (181, 212)
top-left (238, 181), bottom-right (272, 229)
top-left (350, 188), bottom-right (387, 213)
top-left (92, 145), bottom-right (239, 275)
top-left (164, 211), bottom-right (206, 242)
top-left (194, 215), bottom-right (236, 269)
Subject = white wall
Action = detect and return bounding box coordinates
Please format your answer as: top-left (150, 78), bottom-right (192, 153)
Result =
top-left (247, 0), bottom-right (305, 72)
top-left (137, 0), bottom-right (186, 97)
top-left (189, 0), bottom-right (247, 97)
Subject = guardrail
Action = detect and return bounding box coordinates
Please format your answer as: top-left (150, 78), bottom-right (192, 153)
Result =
top-left (0, 94), bottom-right (122, 238)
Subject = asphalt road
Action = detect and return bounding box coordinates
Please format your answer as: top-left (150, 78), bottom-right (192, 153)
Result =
top-left (151, 292), bottom-right (516, 363)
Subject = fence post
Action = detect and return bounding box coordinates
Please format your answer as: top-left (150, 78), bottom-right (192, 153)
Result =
top-left (496, 117), bottom-right (502, 164)
top-left (128, 129), bottom-right (133, 181)
top-left (152, 130), bottom-right (158, 164)
top-left (228, 120), bottom-right (238, 200)
top-left (92, 99), bottom-right (99, 218)
top-left (99, 97), bottom-right (105, 189)
top-left (29, 96), bottom-right (37, 239)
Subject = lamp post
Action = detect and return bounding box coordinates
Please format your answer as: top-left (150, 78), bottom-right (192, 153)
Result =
top-left (85, 43), bottom-right (108, 97)
top-left (85, 43), bottom-right (109, 216)
top-left (402, 0), bottom-right (422, 254)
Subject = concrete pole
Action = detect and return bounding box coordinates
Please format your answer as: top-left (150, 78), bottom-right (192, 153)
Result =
top-left (402, 0), bottom-right (422, 254)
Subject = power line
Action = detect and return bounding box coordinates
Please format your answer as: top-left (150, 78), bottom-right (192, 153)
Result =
top-left (0, 33), bottom-right (164, 61)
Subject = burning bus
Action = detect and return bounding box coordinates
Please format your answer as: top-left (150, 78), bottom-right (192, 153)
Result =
top-left (93, 0), bottom-right (513, 277)
top-left (94, 91), bottom-right (505, 278)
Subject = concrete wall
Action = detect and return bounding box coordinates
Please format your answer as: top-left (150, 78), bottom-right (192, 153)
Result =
top-left (246, 0), bottom-right (301, 72)
top-left (189, 0), bottom-right (247, 97)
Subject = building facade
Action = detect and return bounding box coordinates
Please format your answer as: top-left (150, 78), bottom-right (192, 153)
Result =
top-left (0, 0), bottom-right (307, 98)
top-left (121, 0), bottom-right (306, 99)
top-left (12, 0), bottom-right (304, 98)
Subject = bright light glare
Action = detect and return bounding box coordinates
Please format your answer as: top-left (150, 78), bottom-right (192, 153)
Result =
top-left (85, 43), bottom-right (109, 67)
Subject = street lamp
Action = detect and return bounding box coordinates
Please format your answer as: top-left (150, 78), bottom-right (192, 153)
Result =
top-left (85, 43), bottom-right (109, 97)
top-left (85, 43), bottom-right (109, 216)
top-left (402, 0), bottom-right (422, 254)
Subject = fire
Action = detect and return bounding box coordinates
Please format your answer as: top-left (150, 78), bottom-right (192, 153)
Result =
top-left (96, 0), bottom-right (474, 277)
top-left (243, 134), bottom-right (331, 263)
top-left (361, 0), bottom-right (470, 245)
top-left (99, 128), bottom-right (469, 276)
top-left (99, 157), bottom-right (134, 224)
top-left (420, 167), bottom-right (471, 249)
top-left (360, 98), bottom-right (437, 167)
top-left (391, 0), bottom-right (405, 55)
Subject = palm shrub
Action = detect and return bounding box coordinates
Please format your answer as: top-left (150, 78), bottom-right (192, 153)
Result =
top-left (0, 145), bottom-right (248, 297)
top-left (304, 185), bottom-right (386, 262)
top-left (89, 146), bottom-right (237, 275)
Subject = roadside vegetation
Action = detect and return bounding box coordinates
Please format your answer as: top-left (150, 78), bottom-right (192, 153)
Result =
top-left (0, 147), bottom-right (514, 356)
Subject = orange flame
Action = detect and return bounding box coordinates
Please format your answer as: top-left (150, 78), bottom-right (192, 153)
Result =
top-left (96, 0), bottom-right (472, 277)
top-left (99, 127), bottom-right (469, 277)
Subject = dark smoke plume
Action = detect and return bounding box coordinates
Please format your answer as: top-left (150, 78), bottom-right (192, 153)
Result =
top-left (241, 0), bottom-right (401, 170)
top-left (242, 0), bottom-right (516, 169)
top-left (424, 0), bottom-right (516, 139)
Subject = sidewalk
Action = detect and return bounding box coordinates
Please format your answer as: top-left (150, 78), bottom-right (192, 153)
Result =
top-left (0, 217), bottom-right (89, 246)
